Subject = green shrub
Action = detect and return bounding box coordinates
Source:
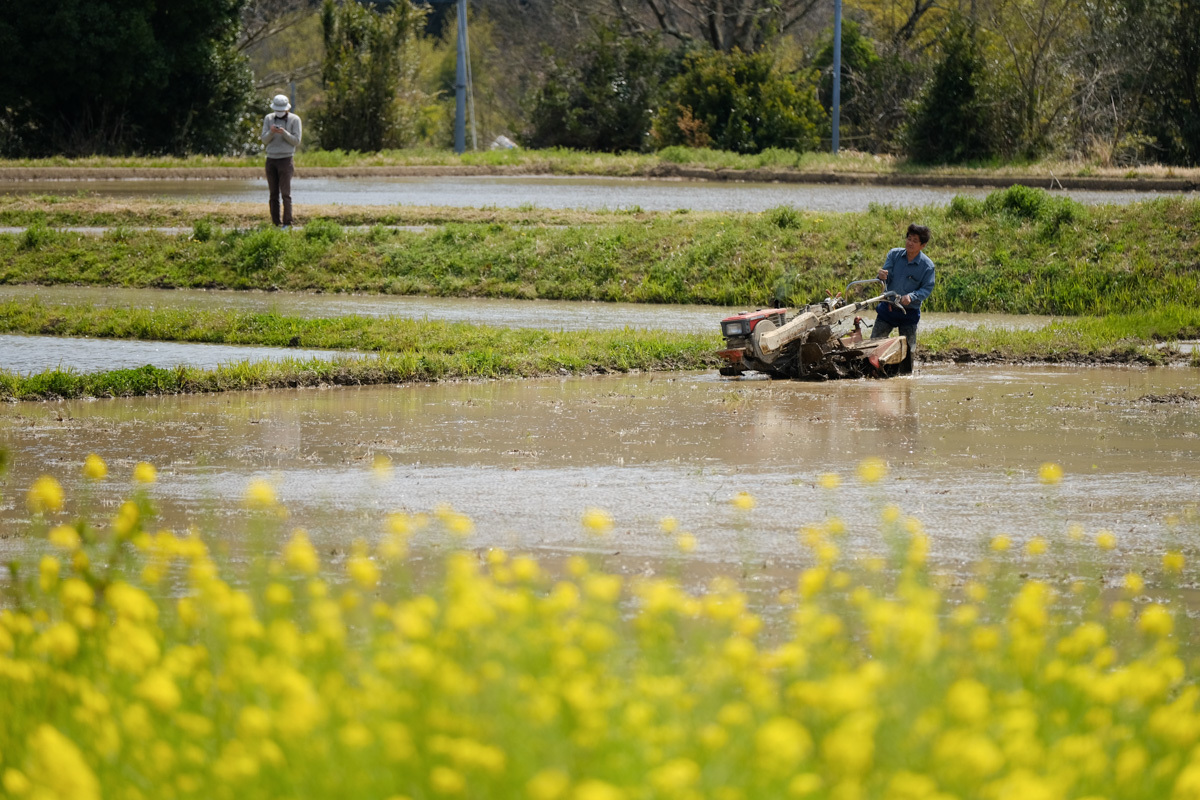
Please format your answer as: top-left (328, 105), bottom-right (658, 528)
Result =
top-left (236, 227), bottom-right (290, 274)
top-left (304, 218), bottom-right (344, 244)
top-left (983, 184), bottom-right (1048, 219)
top-left (103, 225), bottom-right (133, 243)
top-left (19, 224), bottom-right (54, 251)
top-left (765, 205), bottom-right (802, 229)
top-left (947, 195), bottom-right (984, 220)
top-left (192, 219), bottom-right (216, 242)
top-left (653, 48), bottom-right (826, 154)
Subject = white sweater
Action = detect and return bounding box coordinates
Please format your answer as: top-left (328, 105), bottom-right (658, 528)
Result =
top-left (261, 112), bottom-right (302, 158)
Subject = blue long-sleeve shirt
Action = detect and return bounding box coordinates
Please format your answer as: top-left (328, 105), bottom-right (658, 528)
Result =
top-left (876, 247), bottom-right (936, 324)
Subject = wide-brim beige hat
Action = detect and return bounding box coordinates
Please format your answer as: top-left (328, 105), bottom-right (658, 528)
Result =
top-left (270, 94), bottom-right (291, 112)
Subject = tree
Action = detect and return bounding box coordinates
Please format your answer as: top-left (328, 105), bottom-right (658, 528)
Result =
top-left (313, 0), bottom-right (423, 151)
top-left (0, 0), bottom-right (254, 156)
top-left (524, 27), bottom-right (675, 151)
top-left (602, 0), bottom-right (824, 53)
top-left (981, 0), bottom-right (1085, 157)
top-left (239, 0), bottom-right (323, 93)
top-left (812, 20), bottom-right (888, 151)
top-left (905, 18), bottom-right (997, 163)
top-left (1140, 0), bottom-right (1200, 164)
top-left (652, 47), bottom-right (826, 153)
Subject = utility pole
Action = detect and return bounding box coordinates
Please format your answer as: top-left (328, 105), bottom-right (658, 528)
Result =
top-left (832, 0), bottom-right (842, 154)
top-left (454, 0), bottom-right (467, 154)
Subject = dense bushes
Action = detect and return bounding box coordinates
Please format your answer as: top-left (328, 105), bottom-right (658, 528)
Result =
top-left (653, 48), bottom-right (826, 154)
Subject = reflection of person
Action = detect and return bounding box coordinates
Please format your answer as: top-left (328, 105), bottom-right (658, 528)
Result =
top-left (260, 94), bottom-right (302, 229)
top-left (872, 223), bottom-right (936, 369)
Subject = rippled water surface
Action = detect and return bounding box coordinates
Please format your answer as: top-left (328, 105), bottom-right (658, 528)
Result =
top-left (0, 333), bottom-right (371, 375)
top-left (2, 366), bottom-right (1196, 579)
top-left (0, 175), bottom-right (1187, 212)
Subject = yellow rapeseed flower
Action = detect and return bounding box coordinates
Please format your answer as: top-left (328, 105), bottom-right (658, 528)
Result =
top-left (27, 475), bottom-right (64, 514)
top-left (135, 669), bottom-right (182, 712)
top-left (24, 724), bottom-right (101, 800)
top-left (1025, 537), bottom-right (1048, 556)
top-left (83, 453), bottom-right (108, 480)
top-left (676, 533), bottom-right (697, 554)
top-left (47, 524), bottom-right (81, 551)
top-left (818, 472), bottom-right (841, 490)
top-left (527, 769), bottom-right (571, 800)
top-left (34, 621), bottom-right (78, 662)
top-left (790, 774), bottom-right (824, 796)
top-left (857, 457), bottom-right (887, 484)
top-left (1164, 551), bottom-right (1186, 573)
top-left (435, 504), bottom-right (474, 537)
top-left (1124, 573), bottom-right (1145, 594)
top-left (946, 678), bottom-right (990, 724)
top-left (133, 461), bottom-right (157, 483)
top-left (243, 479), bottom-right (277, 509)
top-left (373, 454), bottom-right (394, 478)
top-left (1067, 523), bottom-right (1085, 541)
top-left (572, 778), bottom-right (626, 800)
top-left (1096, 530), bottom-right (1117, 550)
top-left (347, 552), bottom-right (381, 591)
top-left (38, 555), bottom-right (60, 593)
top-left (265, 582), bottom-right (293, 606)
top-left (581, 507), bottom-right (614, 535)
top-left (1038, 462), bottom-right (1063, 485)
top-left (650, 758), bottom-right (700, 794)
top-left (430, 765), bottom-right (466, 795)
top-left (755, 717), bottom-right (812, 774)
top-left (659, 516), bottom-right (679, 534)
top-left (731, 492), bottom-right (756, 511)
top-left (990, 535), bottom-right (1011, 552)
top-left (112, 500), bottom-right (139, 539)
top-left (283, 530), bottom-right (320, 575)
top-left (1138, 605), bottom-right (1173, 637)
top-left (2, 770), bottom-right (31, 796)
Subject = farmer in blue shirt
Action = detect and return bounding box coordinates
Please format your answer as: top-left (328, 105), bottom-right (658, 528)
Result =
top-left (872, 223), bottom-right (936, 371)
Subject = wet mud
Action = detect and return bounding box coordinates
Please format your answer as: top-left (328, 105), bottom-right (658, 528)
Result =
top-left (1, 365), bottom-right (1197, 593)
top-left (1, 163), bottom-right (1196, 192)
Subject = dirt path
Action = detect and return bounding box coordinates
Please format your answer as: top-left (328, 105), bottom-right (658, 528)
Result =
top-left (1, 163), bottom-right (1196, 192)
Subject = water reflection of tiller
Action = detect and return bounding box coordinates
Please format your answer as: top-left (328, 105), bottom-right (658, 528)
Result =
top-left (715, 279), bottom-right (911, 381)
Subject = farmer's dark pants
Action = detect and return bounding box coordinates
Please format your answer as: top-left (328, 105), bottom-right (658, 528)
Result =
top-left (871, 318), bottom-right (918, 372)
top-left (265, 156), bottom-right (294, 226)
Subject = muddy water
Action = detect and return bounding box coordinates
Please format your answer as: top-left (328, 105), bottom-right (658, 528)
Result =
top-left (0, 333), bottom-right (373, 375)
top-left (2, 286), bottom-right (1063, 374)
top-left (2, 366), bottom-right (1196, 581)
top-left (0, 176), bottom-right (1184, 212)
top-left (7, 285), bottom-right (1067, 334)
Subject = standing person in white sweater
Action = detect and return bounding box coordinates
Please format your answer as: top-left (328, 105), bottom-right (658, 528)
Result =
top-left (261, 94), bottom-right (302, 229)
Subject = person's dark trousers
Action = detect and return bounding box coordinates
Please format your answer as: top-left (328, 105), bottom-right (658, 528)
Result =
top-left (871, 318), bottom-right (918, 373)
top-left (265, 156), bottom-right (294, 226)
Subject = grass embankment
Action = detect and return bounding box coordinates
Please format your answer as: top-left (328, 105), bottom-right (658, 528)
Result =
top-left (2, 145), bottom-right (1198, 182)
top-left (3, 187), bottom-right (1199, 316)
top-left (0, 194), bottom-right (641, 228)
top-left (0, 302), bottom-right (718, 401)
top-left (0, 299), bottom-right (1196, 401)
top-left (5, 460), bottom-right (1200, 800)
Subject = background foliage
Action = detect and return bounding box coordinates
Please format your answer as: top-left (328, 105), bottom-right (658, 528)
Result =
top-left (2, 0), bottom-right (1199, 165)
top-left (0, 0), bottom-right (253, 157)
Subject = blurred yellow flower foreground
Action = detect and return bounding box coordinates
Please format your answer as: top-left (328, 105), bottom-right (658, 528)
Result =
top-left (2, 469), bottom-right (1198, 800)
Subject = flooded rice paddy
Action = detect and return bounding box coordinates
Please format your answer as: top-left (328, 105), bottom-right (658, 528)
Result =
top-left (2, 365), bottom-right (1196, 584)
top-left (1, 175), bottom-right (1186, 212)
top-left (1, 285), bottom-right (1064, 374)
top-left (0, 332), bottom-right (371, 374)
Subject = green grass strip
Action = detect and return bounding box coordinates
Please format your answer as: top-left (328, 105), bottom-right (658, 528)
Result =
top-left (0, 300), bottom-right (1195, 401)
top-left (3, 188), bottom-right (1199, 315)
top-left (0, 303), bottom-right (720, 400)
